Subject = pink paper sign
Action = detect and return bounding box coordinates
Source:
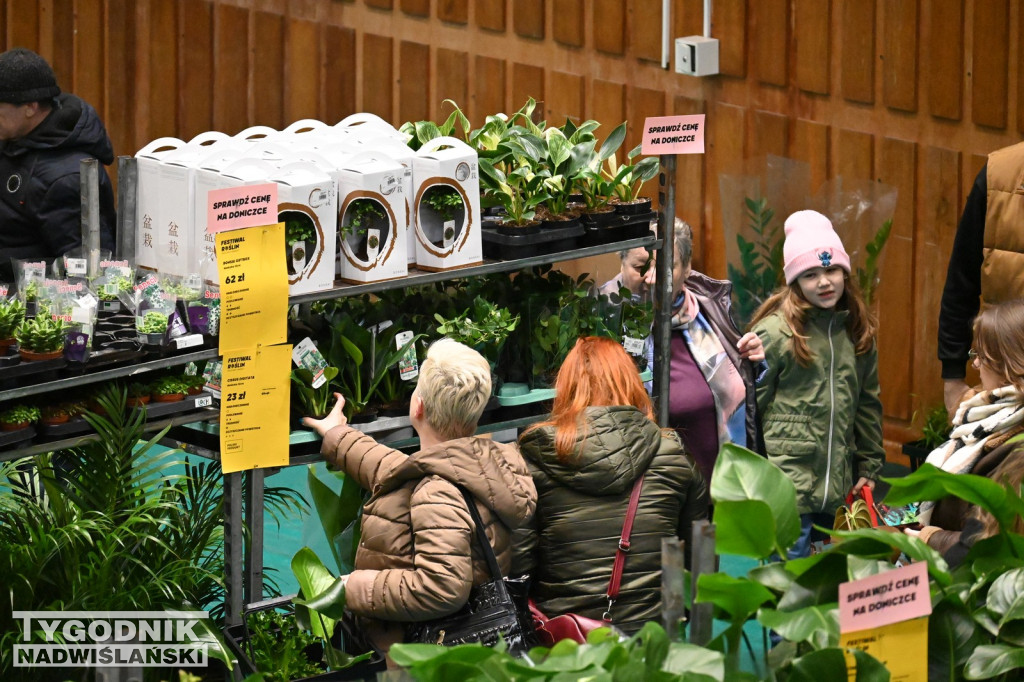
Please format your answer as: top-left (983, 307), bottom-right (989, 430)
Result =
top-left (207, 183), bottom-right (279, 234)
top-left (839, 561), bottom-right (931, 633)
top-left (640, 114), bottom-right (706, 156)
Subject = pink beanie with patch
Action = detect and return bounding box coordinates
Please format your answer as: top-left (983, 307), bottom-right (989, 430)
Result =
top-left (782, 210), bottom-right (851, 284)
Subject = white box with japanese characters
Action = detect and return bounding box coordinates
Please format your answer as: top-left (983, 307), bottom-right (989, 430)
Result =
top-left (134, 137), bottom-right (185, 272)
top-left (336, 153), bottom-right (408, 284)
top-left (411, 137), bottom-right (482, 271)
top-left (271, 162), bottom-right (337, 295)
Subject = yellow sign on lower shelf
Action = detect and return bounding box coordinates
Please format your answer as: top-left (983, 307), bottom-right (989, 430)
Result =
top-left (841, 616), bottom-right (928, 680)
top-left (220, 344), bottom-right (292, 474)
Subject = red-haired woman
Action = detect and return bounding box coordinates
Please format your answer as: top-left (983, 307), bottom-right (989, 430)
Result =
top-left (512, 336), bottom-right (708, 635)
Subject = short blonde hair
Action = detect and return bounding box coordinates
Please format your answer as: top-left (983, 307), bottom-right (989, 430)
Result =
top-left (416, 338), bottom-right (491, 439)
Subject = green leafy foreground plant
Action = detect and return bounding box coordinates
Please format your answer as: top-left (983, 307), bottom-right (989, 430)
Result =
top-left (434, 296), bottom-right (519, 369)
top-left (0, 298), bottom-right (26, 340)
top-left (138, 310), bottom-right (169, 334)
top-left (341, 199), bottom-right (385, 240)
top-left (14, 315), bottom-right (67, 353)
top-left (422, 185), bottom-right (464, 223)
top-left (0, 405), bottom-right (40, 426)
top-left (726, 196), bottom-right (783, 329)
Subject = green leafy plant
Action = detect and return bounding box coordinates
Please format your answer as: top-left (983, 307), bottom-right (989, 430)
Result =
top-left (399, 98), bottom-right (473, 150)
top-left (14, 315), bottom-right (67, 353)
top-left (150, 375), bottom-right (190, 396)
top-left (422, 185), bottom-right (464, 223)
top-left (434, 296), bottom-right (520, 369)
top-left (244, 609), bottom-right (326, 681)
top-left (285, 215), bottom-right (316, 247)
top-left (619, 287), bottom-right (655, 340)
top-left (137, 310), bottom-right (168, 334)
top-left (99, 274), bottom-right (132, 301)
top-left (726, 196), bottom-right (784, 328)
top-left (341, 199), bottom-right (385, 241)
top-left (291, 366), bottom-right (340, 419)
top-left (0, 299), bottom-right (26, 340)
top-left (22, 280), bottom-right (38, 303)
top-left (0, 404), bottom-right (40, 426)
top-left (920, 404), bottom-right (953, 450)
top-left (603, 143), bottom-right (660, 203)
top-left (479, 139), bottom-right (551, 226)
top-left (856, 219), bottom-right (893, 306)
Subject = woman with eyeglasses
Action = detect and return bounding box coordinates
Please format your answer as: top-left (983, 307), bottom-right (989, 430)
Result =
top-left (907, 298), bottom-right (1024, 565)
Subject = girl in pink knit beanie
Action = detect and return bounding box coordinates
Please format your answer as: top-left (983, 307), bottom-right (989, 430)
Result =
top-left (749, 210), bottom-right (885, 559)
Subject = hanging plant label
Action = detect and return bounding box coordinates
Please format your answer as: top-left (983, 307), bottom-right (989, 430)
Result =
top-left (623, 337), bottom-right (645, 356)
top-left (366, 228), bottom-right (381, 261)
top-left (442, 220), bottom-right (456, 248)
top-left (396, 330), bottom-right (419, 381)
top-left (292, 337), bottom-right (329, 389)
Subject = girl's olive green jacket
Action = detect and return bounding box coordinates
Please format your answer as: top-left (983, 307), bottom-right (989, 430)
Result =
top-left (752, 308), bottom-right (885, 515)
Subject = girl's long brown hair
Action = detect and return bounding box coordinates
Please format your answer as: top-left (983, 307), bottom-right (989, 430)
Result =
top-left (749, 274), bottom-right (878, 366)
top-left (521, 336), bottom-right (655, 460)
top-left (972, 299), bottom-right (1024, 395)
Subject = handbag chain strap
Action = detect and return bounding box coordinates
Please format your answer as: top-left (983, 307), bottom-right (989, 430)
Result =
top-left (455, 484), bottom-right (506, 581)
top-left (603, 474), bottom-right (645, 622)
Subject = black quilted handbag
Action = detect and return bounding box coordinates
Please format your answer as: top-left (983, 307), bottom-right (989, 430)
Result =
top-left (405, 485), bottom-right (536, 656)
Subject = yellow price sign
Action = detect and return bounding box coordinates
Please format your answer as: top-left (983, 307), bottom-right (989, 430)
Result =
top-left (220, 344), bottom-right (291, 473)
top-left (216, 223), bottom-right (288, 354)
top-left (842, 617), bottom-right (928, 680)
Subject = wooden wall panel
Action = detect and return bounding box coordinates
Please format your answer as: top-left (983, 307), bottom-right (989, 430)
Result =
top-left (148, 0), bottom-right (179, 140)
top-left (473, 56), bottom-right (506, 124)
top-left (476, 0), bottom-right (506, 32)
top-left (835, 129), bottom-right (874, 180)
top-left (633, 0), bottom-right (662, 63)
top-left (398, 41), bottom-right (429, 124)
top-left (367, 0), bottom-right (393, 9)
top-left (75, 0), bottom-right (104, 110)
top-left (552, 0), bottom-right (583, 47)
top-left (547, 71), bottom-right (584, 127)
top-left (794, 0), bottom-right (830, 95)
top-left (972, 0), bottom-right (1009, 129)
top-left (51, 0), bottom-right (74, 88)
top-left (840, 0), bottom-right (875, 104)
top-left (752, 0), bottom-right (788, 86)
top-left (882, 0), bottom-right (918, 112)
top-left (400, 0), bottom-right (428, 17)
top-left (674, 95), bottom-right (707, 268)
top-left (438, 0), bottom-right (468, 25)
top-left (512, 62), bottom-right (544, 109)
top-left (324, 25), bottom-right (356, 124)
top-left (629, 88), bottom-right (665, 150)
top-left (1020, 6), bottom-right (1024, 134)
top-left (362, 34), bottom-right (393, 122)
top-left (178, 0), bottom-right (213, 139)
top-left (212, 3), bottom-right (249, 135)
top-left (913, 146), bottom-right (960, 403)
top-left (705, 102), bottom-right (747, 278)
top-left (105, 0), bottom-right (136, 152)
top-left (254, 12), bottom-right (284, 129)
top-left (716, 0), bottom-right (746, 78)
top-left (790, 119), bottom-right (830, 190)
top-left (436, 48), bottom-right (468, 118)
top-left (673, 0), bottom-right (703, 39)
top-left (877, 137), bottom-right (917, 420)
top-left (591, 79), bottom-right (625, 144)
top-left (593, 0), bottom-right (625, 55)
top-left (514, 0), bottom-right (545, 40)
top-left (285, 19), bottom-right (320, 124)
top-left (927, 0), bottom-right (963, 121)
top-left (751, 110), bottom-right (789, 160)
top-left (7, 0), bottom-right (39, 51)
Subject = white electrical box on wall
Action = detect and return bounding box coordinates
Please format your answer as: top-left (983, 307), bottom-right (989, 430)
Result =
top-left (675, 36), bottom-right (720, 77)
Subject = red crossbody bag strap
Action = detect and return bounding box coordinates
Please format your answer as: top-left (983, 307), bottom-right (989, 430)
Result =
top-left (603, 475), bottom-right (645, 622)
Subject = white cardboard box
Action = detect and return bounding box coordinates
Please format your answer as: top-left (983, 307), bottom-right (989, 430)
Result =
top-left (134, 137), bottom-right (185, 272)
top-left (271, 162), bottom-right (338, 295)
top-left (411, 137), bottom-right (482, 271)
top-left (334, 113), bottom-right (407, 142)
top-left (336, 153), bottom-right (408, 283)
top-left (363, 136), bottom-right (416, 264)
top-left (192, 146), bottom-right (250, 277)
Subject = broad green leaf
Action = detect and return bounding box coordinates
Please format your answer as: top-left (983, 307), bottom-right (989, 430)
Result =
top-left (986, 567), bottom-right (1024, 626)
top-left (851, 648), bottom-right (891, 682)
top-left (964, 644), bottom-right (1024, 679)
top-left (929, 599), bottom-right (984, 682)
top-left (847, 555), bottom-right (893, 581)
top-left (883, 464), bottom-right (1018, 530)
top-left (748, 562), bottom-right (795, 593)
top-left (711, 444), bottom-right (801, 554)
top-left (661, 643), bottom-right (724, 680)
top-left (598, 122), bottom-right (627, 162)
top-left (695, 573), bottom-right (775, 621)
top-left (712, 499), bottom-right (778, 558)
top-left (828, 529), bottom-right (951, 586)
top-left (786, 647), bottom-right (850, 681)
top-left (293, 575), bottom-right (347, 621)
top-left (290, 547), bottom-right (340, 639)
top-left (757, 605), bottom-right (839, 645)
top-left (778, 551), bottom-right (848, 609)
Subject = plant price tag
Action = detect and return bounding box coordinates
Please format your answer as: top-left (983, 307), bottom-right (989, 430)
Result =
top-left (396, 330), bottom-right (418, 381)
top-left (623, 337), bottom-right (645, 356)
top-left (173, 333), bottom-right (204, 350)
top-left (65, 257), bottom-right (87, 276)
top-left (292, 337), bottom-right (329, 389)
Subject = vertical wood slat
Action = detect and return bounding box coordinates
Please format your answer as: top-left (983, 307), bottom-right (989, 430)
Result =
top-left (400, 0), bottom-right (428, 17)
top-left (794, 0), bottom-right (830, 95)
top-left (715, 0), bottom-right (746, 78)
top-left (633, 0), bottom-right (663, 63)
top-left (751, 110), bottom-right (789, 159)
top-left (324, 25), bottom-right (356, 124)
top-left (254, 12), bottom-right (284, 130)
top-left (547, 71), bottom-right (584, 127)
top-left (835, 128), bottom-right (874, 180)
top-left (913, 146), bottom-right (960, 403)
top-left (178, 0), bottom-right (213, 140)
top-left (840, 0), bottom-right (876, 104)
top-left (629, 87), bottom-right (665, 152)
top-left (213, 3), bottom-right (249, 135)
top-left (51, 0), bottom-right (73, 93)
top-left (552, 0), bottom-right (583, 47)
top-left (593, 0), bottom-right (624, 55)
top-left (705, 102), bottom-right (746, 279)
top-left (284, 18), bottom-right (320, 124)
top-left (105, 0), bottom-right (136, 152)
top-left (972, 0), bottom-right (1009, 129)
top-left (673, 95), bottom-right (706, 269)
top-left (512, 62), bottom-right (544, 110)
top-left (752, 0), bottom-right (788, 86)
top-left (1020, 4), bottom-right (1024, 134)
top-left (514, 0), bottom-right (545, 40)
top-left (591, 79), bottom-right (625, 146)
top-left (148, 0), bottom-right (178, 139)
top-left (882, 0), bottom-right (918, 112)
top-left (398, 41), bottom-right (430, 125)
top-left (362, 34), bottom-right (394, 123)
top-left (476, 0), bottom-right (506, 32)
top-left (790, 119), bottom-right (830, 190)
top-left (674, 0), bottom-right (704, 40)
top-left (437, 0), bottom-right (468, 25)
top-left (877, 137), bottom-right (917, 419)
top-left (927, 0), bottom-right (963, 121)
top-left (435, 48), bottom-right (468, 120)
top-left (473, 56), bottom-right (506, 124)
top-left (7, 0), bottom-right (39, 51)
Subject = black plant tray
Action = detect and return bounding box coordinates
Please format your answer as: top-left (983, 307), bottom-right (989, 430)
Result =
top-left (481, 222), bottom-right (584, 260)
top-left (63, 348), bottom-right (147, 375)
top-left (0, 356), bottom-right (67, 381)
top-left (0, 425), bottom-right (36, 448)
top-left (581, 212), bottom-right (656, 246)
top-left (142, 393), bottom-right (215, 420)
top-left (37, 417), bottom-right (92, 440)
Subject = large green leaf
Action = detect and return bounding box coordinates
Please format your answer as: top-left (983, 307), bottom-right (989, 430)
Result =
top-left (829, 529), bottom-right (952, 586)
top-left (290, 547), bottom-right (341, 639)
top-left (710, 443), bottom-right (800, 556)
top-left (757, 605), bottom-right (838, 645)
top-left (712, 500), bottom-right (778, 558)
top-left (850, 649), bottom-right (892, 682)
top-left (695, 573), bottom-right (775, 621)
top-left (786, 648), bottom-right (850, 681)
top-left (748, 562), bottom-right (795, 593)
top-left (964, 644), bottom-right (1024, 679)
top-left (597, 122), bottom-right (627, 162)
top-left (929, 599), bottom-right (984, 682)
top-left (883, 464), bottom-right (1021, 530)
top-left (986, 567), bottom-right (1024, 626)
top-left (661, 643), bottom-right (724, 680)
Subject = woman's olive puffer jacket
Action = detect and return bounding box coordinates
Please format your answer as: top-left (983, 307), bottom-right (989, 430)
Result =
top-left (512, 406), bottom-right (708, 634)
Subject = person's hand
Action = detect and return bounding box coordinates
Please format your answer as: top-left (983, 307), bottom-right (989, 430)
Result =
top-left (943, 379), bottom-right (971, 418)
top-left (903, 526), bottom-right (921, 538)
top-left (737, 332), bottom-right (764, 362)
top-left (850, 477), bottom-right (875, 496)
top-left (302, 393), bottom-right (349, 437)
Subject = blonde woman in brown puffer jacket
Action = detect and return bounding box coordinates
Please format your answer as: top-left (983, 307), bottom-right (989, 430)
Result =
top-left (304, 339), bottom-right (537, 661)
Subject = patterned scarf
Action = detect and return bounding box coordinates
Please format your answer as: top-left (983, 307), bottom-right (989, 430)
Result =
top-left (918, 386), bottom-right (1024, 524)
top-left (671, 289), bottom-right (748, 449)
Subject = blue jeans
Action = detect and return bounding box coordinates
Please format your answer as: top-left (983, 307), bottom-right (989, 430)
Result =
top-left (787, 512), bottom-right (836, 559)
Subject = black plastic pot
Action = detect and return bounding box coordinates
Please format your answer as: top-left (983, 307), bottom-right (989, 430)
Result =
top-left (614, 197), bottom-right (653, 215)
top-left (496, 219), bottom-right (541, 236)
top-left (579, 209), bottom-right (621, 228)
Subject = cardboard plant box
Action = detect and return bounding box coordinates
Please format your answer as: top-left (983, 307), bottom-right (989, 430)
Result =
top-left (412, 137), bottom-right (482, 271)
top-left (363, 136), bottom-right (416, 264)
top-left (336, 153), bottom-right (408, 283)
top-left (273, 162), bottom-right (338, 295)
top-left (135, 137), bottom-right (185, 272)
top-left (333, 112), bottom-right (408, 143)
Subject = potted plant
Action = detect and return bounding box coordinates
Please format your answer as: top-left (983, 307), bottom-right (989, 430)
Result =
top-left (14, 315), bottom-right (67, 361)
top-left (420, 185), bottom-right (465, 246)
top-left (285, 213), bottom-right (317, 275)
top-left (341, 199), bottom-right (387, 262)
top-left (0, 298), bottom-right (26, 354)
top-left (136, 310), bottom-right (168, 345)
top-left (39, 404), bottom-right (72, 426)
top-left (291, 366), bottom-right (340, 423)
top-left (434, 296), bottom-right (520, 372)
top-left (604, 144), bottom-right (660, 215)
top-left (480, 155), bottom-right (549, 236)
top-left (902, 404), bottom-right (951, 470)
top-left (617, 287), bottom-right (655, 371)
top-left (0, 404), bottom-right (40, 431)
top-left (149, 376), bottom-right (189, 402)
top-left (126, 382), bottom-right (152, 408)
top-left (182, 374), bottom-right (207, 396)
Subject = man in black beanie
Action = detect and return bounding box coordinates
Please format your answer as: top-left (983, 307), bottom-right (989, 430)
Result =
top-left (0, 47), bottom-right (116, 281)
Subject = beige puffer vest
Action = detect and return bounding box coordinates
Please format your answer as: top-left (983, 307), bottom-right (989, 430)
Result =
top-left (981, 141), bottom-right (1024, 306)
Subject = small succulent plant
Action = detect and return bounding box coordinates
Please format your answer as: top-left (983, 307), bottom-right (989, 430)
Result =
top-left (0, 299), bottom-right (27, 340)
top-left (15, 316), bottom-right (67, 353)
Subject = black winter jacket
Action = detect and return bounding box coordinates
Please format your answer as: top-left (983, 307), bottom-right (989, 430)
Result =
top-left (512, 406), bottom-right (708, 635)
top-left (0, 94), bottom-right (116, 281)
